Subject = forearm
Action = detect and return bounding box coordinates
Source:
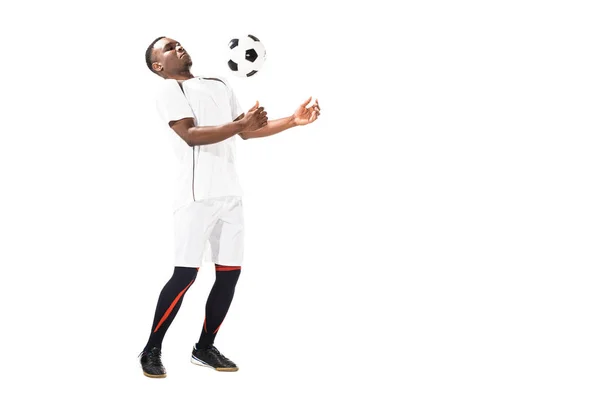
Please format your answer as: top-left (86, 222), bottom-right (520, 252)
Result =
top-left (187, 120), bottom-right (246, 146)
top-left (240, 116), bottom-right (296, 139)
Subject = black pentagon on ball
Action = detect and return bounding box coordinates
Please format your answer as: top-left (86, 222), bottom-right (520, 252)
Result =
top-left (228, 60), bottom-right (238, 71)
top-left (247, 34), bottom-right (260, 42)
top-left (245, 49), bottom-right (258, 62)
top-left (228, 38), bottom-right (239, 49)
top-left (246, 70), bottom-right (258, 77)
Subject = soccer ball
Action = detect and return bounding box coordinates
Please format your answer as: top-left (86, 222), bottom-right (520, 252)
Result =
top-left (227, 34), bottom-right (266, 78)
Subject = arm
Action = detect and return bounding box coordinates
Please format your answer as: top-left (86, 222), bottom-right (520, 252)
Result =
top-left (239, 116), bottom-right (296, 140)
top-left (169, 103), bottom-right (267, 146)
top-left (238, 97), bottom-right (320, 140)
top-left (170, 118), bottom-right (247, 146)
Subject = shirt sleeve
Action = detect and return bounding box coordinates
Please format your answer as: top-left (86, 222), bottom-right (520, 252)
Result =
top-left (155, 80), bottom-right (195, 125)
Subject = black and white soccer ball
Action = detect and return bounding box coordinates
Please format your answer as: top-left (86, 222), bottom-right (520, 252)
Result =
top-left (227, 34), bottom-right (266, 78)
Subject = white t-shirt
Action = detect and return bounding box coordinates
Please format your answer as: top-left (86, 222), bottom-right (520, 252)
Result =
top-left (155, 76), bottom-right (245, 212)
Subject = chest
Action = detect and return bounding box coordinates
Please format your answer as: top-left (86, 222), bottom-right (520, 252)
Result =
top-left (182, 79), bottom-right (232, 125)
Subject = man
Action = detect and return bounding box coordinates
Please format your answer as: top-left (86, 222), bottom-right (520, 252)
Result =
top-left (139, 36), bottom-right (320, 378)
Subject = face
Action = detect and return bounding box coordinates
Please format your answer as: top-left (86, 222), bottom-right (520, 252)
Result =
top-left (152, 38), bottom-right (192, 76)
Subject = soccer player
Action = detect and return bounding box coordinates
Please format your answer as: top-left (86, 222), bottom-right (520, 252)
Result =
top-left (139, 36), bottom-right (320, 378)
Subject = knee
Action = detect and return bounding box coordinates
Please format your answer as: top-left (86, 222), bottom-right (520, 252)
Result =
top-left (173, 266), bottom-right (199, 281)
top-left (215, 264), bottom-right (242, 284)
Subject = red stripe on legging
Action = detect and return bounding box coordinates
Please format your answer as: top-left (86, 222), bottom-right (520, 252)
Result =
top-left (153, 280), bottom-right (195, 333)
top-left (213, 322), bottom-right (223, 334)
top-left (215, 266), bottom-right (241, 272)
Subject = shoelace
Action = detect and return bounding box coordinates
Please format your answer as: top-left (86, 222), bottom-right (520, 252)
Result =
top-left (210, 346), bottom-right (233, 363)
top-left (147, 349), bottom-right (164, 365)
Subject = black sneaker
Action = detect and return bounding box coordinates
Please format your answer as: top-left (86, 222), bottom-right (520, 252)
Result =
top-left (191, 344), bottom-right (239, 372)
top-left (139, 347), bottom-right (167, 378)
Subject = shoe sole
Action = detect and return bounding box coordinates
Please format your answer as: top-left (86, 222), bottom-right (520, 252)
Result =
top-left (190, 355), bottom-right (239, 372)
top-left (142, 371), bottom-right (167, 378)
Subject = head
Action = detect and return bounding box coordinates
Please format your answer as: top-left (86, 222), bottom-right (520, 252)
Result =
top-left (145, 37), bottom-right (192, 78)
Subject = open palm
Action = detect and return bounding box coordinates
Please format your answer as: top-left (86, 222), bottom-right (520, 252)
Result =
top-left (293, 97), bottom-right (321, 126)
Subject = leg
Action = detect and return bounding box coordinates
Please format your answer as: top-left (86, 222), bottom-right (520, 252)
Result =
top-left (197, 263), bottom-right (241, 349)
top-left (140, 200), bottom-right (219, 378)
top-left (191, 197), bottom-right (244, 371)
top-left (199, 197), bottom-right (245, 348)
top-left (139, 266), bottom-right (198, 378)
top-left (143, 267), bottom-right (199, 352)
top-left (146, 200), bottom-right (219, 349)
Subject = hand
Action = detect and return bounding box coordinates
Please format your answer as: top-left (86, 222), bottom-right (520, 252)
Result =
top-left (242, 101), bottom-right (268, 131)
top-left (293, 97), bottom-right (320, 126)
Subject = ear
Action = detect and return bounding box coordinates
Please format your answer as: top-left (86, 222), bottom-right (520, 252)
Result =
top-left (152, 62), bottom-right (163, 73)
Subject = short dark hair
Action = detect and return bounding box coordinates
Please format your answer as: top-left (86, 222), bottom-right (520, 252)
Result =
top-left (145, 36), bottom-right (166, 74)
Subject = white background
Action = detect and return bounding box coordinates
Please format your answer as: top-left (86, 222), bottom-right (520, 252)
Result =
top-left (0, 0), bottom-right (599, 399)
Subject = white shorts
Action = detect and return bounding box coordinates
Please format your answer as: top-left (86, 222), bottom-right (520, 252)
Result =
top-left (173, 196), bottom-right (244, 268)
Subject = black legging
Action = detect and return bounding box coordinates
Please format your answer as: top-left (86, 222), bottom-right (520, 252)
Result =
top-left (198, 265), bottom-right (241, 348)
top-left (143, 265), bottom-right (241, 352)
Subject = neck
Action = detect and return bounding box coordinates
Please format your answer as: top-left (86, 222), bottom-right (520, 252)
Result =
top-left (169, 71), bottom-right (194, 81)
